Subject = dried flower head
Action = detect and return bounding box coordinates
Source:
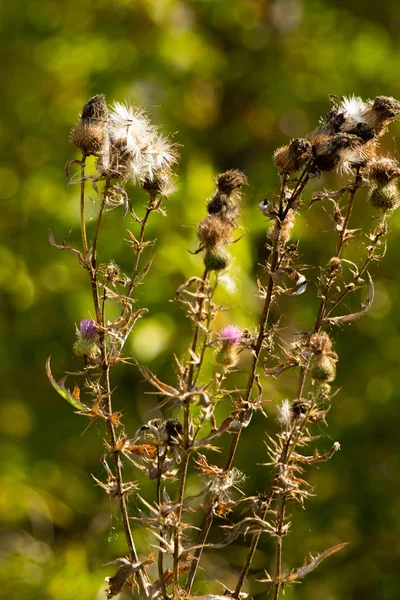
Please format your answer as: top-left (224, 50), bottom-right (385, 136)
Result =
top-left (216, 169), bottom-right (248, 195)
top-left (96, 101), bottom-right (178, 189)
top-left (278, 399), bottom-right (292, 428)
top-left (309, 331), bottom-right (333, 355)
top-left (197, 214), bottom-right (233, 249)
top-left (71, 94), bottom-right (109, 156)
top-left (273, 138), bottom-right (312, 175)
top-left (368, 157), bottom-right (400, 185)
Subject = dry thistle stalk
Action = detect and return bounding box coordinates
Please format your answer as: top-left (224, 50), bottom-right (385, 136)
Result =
top-left (47, 93), bottom-right (400, 599)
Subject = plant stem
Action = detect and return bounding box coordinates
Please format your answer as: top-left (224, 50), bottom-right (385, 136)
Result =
top-left (186, 171), bottom-right (310, 594)
top-left (127, 194), bottom-right (161, 298)
top-left (173, 403), bottom-right (190, 594)
top-left (86, 180), bottom-right (149, 597)
top-left (157, 448), bottom-right (169, 600)
top-left (80, 156), bottom-right (89, 256)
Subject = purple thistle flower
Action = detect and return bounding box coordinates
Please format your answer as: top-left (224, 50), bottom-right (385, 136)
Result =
top-left (219, 325), bottom-right (242, 345)
top-left (79, 319), bottom-right (97, 339)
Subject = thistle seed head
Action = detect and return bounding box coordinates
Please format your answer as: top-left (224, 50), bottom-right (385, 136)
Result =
top-left (197, 214), bottom-right (233, 249)
top-left (273, 138), bottom-right (312, 174)
top-left (368, 157), bottom-right (400, 185)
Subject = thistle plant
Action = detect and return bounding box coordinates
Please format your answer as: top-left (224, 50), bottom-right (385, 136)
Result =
top-left (47, 93), bottom-right (400, 599)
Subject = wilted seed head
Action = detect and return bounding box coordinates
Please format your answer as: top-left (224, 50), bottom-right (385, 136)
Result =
top-left (197, 214), bottom-right (233, 249)
top-left (106, 263), bottom-right (120, 282)
top-left (309, 331), bottom-right (332, 355)
top-left (312, 355), bottom-right (337, 383)
top-left (361, 96), bottom-right (400, 136)
top-left (81, 94), bottom-right (108, 121)
top-left (141, 171), bottom-right (177, 197)
top-left (321, 104), bottom-right (346, 134)
top-left (327, 256), bottom-right (342, 277)
top-left (373, 95), bottom-right (400, 120)
top-left (369, 183), bottom-right (400, 211)
top-left (71, 95), bottom-right (109, 156)
top-left (161, 419), bottom-right (183, 444)
top-left (291, 399), bottom-right (311, 419)
top-left (216, 169), bottom-right (248, 195)
top-left (207, 192), bottom-right (240, 225)
top-left (273, 138), bottom-right (312, 175)
top-left (204, 247), bottom-right (231, 271)
top-left (368, 157), bottom-right (400, 185)
top-left (310, 133), bottom-right (338, 172)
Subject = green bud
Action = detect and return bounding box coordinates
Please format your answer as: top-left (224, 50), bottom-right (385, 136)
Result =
top-left (369, 183), bottom-right (400, 211)
top-left (204, 247), bottom-right (231, 271)
top-left (73, 338), bottom-right (100, 359)
top-left (312, 355), bottom-right (336, 382)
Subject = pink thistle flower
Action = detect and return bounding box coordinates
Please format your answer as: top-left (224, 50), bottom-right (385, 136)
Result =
top-left (219, 325), bottom-right (242, 345)
top-left (79, 319), bottom-right (97, 340)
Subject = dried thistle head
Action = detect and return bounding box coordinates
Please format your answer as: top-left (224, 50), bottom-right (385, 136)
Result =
top-left (216, 169), bottom-right (248, 197)
top-left (96, 101), bottom-right (179, 189)
top-left (273, 138), bottom-right (312, 175)
top-left (197, 214), bottom-right (233, 249)
top-left (207, 169), bottom-right (247, 225)
top-left (309, 331), bottom-right (333, 355)
top-left (368, 157), bottom-right (400, 185)
top-left (71, 94), bottom-right (109, 156)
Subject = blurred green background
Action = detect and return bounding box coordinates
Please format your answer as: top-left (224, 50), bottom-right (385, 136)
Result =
top-left (2, 0), bottom-right (400, 598)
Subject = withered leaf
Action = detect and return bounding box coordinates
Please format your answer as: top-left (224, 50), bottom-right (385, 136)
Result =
top-left (283, 542), bottom-right (348, 583)
top-left (323, 272), bottom-right (374, 326)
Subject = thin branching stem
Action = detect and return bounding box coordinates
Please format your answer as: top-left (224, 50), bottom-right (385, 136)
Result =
top-left (85, 179), bottom-right (150, 597)
top-left (157, 448), bottom-right (169, 600)
top-left (127, 194), bottom-right (161, 298)
top-left (80, 156), bottom-right (89, 256)
top-left (187, 170), bottom-right (310, 595)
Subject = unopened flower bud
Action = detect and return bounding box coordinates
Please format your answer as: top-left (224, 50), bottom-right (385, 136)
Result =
top-left (204, 247), bottom-right (231, 271)
top-left (369, 183), bottom-right (400, 211)
top-left (312, 355), bottom-right (337, 382)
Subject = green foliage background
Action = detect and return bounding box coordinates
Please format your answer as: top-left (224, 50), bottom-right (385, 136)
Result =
top-left (2, 0), bottom-right (400, 598)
